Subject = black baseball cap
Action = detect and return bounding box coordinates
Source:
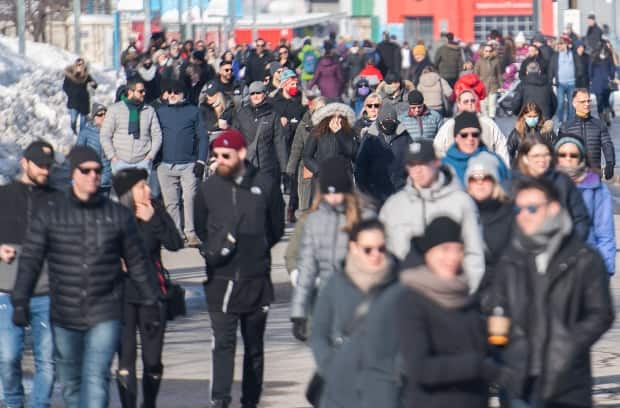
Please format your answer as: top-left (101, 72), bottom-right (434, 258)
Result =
top-left (23, 141), bottom-right (55, 167)
top-left (405, 139), bottom-right (436, 164)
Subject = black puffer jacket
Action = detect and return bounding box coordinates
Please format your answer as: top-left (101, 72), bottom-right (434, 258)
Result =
top-left (12, 192), bottom-right (159, 330)
top-left (233, 101), bottom-right (286, 178)
top-left (194, 162), bottom-right (285, 313)
top-left (559, 115), bottom-right (615, 169)
top-left (490, 233), bottom-right (614, 406)
top-left (302, 128), bottom-right (358, 175)
top-left (511, 73), bottom-right (557, 120)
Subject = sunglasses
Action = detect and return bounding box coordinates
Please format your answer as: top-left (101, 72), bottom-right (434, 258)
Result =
top-left (557, 152), bottom-right (580, 159)
top-left (77, 166), bottom-right (102, 175)
top-left (366, 104), bottom-right (381, 108)
top-left (213, 152), bottom-right (232, 160)
top-left (468, 174), bottom-right (494, 183)
top-left (250, 92), bottom-right (264, 96)
top-left (94, 112), bottom-right (106, 117)
top-left (514, 202), bottom-right (548, 215)
top-left (361, 245), bottom-right (387, 255)
top-left (458, 132), bottom-right (481, 139)
top-left (166, 89), bottom-right (182, 95)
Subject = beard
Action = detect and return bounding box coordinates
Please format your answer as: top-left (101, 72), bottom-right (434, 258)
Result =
top-left (216, 161), bottom-right (241, 179)
top-left (27, 171), bottom-right (48, 186)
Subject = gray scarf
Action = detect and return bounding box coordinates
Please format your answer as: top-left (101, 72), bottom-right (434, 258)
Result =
top-left (344, 252), bottom-right (390, 293)
top-left (400, 266), bottom-right (470, 308)
top-left (512, 209), bottom-right (572, 273)
top-left (556, 162), bottom-right (587, 183)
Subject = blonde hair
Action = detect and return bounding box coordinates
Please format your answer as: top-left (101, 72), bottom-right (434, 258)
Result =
top-left (309, 191), bottom-right (362, 233)
top-left (362, 92), bottom-right (383, 117)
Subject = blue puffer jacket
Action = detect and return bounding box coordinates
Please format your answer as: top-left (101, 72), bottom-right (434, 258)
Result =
top-left (76, 121), bottom-right (112, 188)
top-left (442, 144), bottom-right (509, 187)
top-left (398, 108), bottom-right (443, 140)
top-left (156, 100), bottom-right (208, 164)
top-left (577, 171), bottom-right (616, 274)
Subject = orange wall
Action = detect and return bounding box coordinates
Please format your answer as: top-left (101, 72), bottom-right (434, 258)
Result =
top-left (387, 0), bottom-right (554, 42)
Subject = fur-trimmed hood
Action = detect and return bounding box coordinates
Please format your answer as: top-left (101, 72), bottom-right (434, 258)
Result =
top-left (64, 64), bottom-right (90, 84)
top-left (312, 102), bottom-right (355, 126)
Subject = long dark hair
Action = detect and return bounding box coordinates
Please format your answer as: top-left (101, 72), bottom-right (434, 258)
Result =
top-left (311, 115), bottom-right (353, 139)
top-left (515, 102), bottom-right (544, 139)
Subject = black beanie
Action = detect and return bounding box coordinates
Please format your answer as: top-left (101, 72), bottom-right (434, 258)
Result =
top-left (319, 157), bottom-right (353, 194)
top-left (413, 217), bottom-right (462, 254)
top-left (112, 168), bottom-right (149, 197)
top-left (454, 111), bottom-right (481, 136)
top-left (408, 90), bottom-right (424, 105)
top-left (68, 146), bottom-right (102, 172)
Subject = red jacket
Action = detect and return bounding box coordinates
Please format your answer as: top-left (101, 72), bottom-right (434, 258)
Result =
top-left (453, 72), bottom-right (487, 112)
top-left (357, 65), bottom-right (384, 84)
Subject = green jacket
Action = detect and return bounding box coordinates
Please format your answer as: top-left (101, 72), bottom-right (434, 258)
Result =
top-left (298, 45), bottom-right (320, 81)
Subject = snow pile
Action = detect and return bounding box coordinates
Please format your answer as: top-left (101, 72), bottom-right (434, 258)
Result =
top-left (0, 36), bottom-right (118, 184)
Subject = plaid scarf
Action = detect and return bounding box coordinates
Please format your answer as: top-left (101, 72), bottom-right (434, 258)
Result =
top-left (122, 96), bottom-right (142, 139)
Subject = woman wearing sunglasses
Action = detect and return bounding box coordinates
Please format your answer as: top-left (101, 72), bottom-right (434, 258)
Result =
top-left (442, 111), bottom-right (508, 187)
top-left (310, 219), bottom-right (401, 408)
top-left (555, 134), bottom-right (615, 275)
top-left (515, 134), bottom-right (591, 241)
top-left (353, 92), bottom-right (382, 141)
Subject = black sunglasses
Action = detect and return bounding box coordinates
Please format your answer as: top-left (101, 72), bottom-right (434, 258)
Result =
top-left (167, 90), bottom-right (182, 95)
top-left (514, 202), bottom-right (548, 215)
top-left (250, 92), bottom-right (264, 96)
top-left (361, 245), bottom-right (387, 255)
top-left (213, 152), bottom-right (231, 160)
top-left (94, 112), bottom-right (106, 117)
top-left (366, 103), bottom-right (381, 108)
top-left (77, 166), bottom-right (102, 175)
top-left (458, 131), bottom-right (481, 139)
top-left (557, 152), bottom-right (580, 159)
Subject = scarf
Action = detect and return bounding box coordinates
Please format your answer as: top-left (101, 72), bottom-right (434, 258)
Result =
top-left (512, 209), bottom-right (572, 273)
top-left (400, 266), bottom-right (469, 309)
top-left (122, 96), bottom-right (142, 139)
top-left (556, 162), bottom-right (587, 183)
top-left (344, 252), bottom-right (390, 294)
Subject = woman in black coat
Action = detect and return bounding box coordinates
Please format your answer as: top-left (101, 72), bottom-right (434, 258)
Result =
top-left (113, 169), bottom-right (184, 408)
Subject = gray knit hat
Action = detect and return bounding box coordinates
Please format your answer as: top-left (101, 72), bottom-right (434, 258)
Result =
top-left (465, 151), bottom-right (501, 183)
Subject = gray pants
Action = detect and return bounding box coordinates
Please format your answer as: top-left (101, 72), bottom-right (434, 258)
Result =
top-left (157, 162), bottom-right (197, 236)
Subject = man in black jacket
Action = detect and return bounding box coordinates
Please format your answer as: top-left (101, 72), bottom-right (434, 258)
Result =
top-left (490, 178), bottom-right (614, 407)
top-left (560, 88), bottom-right (615, 179)
top-left (585, 14), bottom-right (603, 53)
top-left (244, 38), bottom-right (273, 86)
top-left (376, 32), bottom-right (401, 77)
top-left (11, 146), bottom-right (160, 408)
top-left (512, 61), bottom-right (557, 120)
top-left (208, 60), bottom-right (244, 107)
top-left (0, 141), bottom-right (57, 408)
top-left (194, 129), bottom-right (285, 408)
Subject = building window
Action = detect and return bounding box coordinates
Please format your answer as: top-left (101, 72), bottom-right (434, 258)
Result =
top-left (403, 16), bottom-right (434, 47)
top-left (474, 15), bottom-right (533, 43)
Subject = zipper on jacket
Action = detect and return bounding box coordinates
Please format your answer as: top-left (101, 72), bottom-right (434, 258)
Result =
top-left (232, 185), bottom-right (240, 282)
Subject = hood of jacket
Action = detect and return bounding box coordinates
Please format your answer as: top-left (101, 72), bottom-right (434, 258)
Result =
top-left (137, 64), bottom-right (157, 81)
top-left (64, 65), bottom-right (90, 84)
top-left (445, 144), bottom-right (488, 164)
top-left (366, 121), bottom-right (408, 138)
top-left (457, 72), bottom-right (482, 87)
top-left (523, 72), bottom-right (547, 86)
top-left (419, 72), bottom-right (441, 87)
top-left (442, 42), bottom-right (461, 52)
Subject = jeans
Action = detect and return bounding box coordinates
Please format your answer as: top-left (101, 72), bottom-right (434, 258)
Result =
top-left (0, 295), bottom-right (54, 408)
top-left (157, 162), bottom-right (197, 236)
top-left (556, 83), bottom-right (575, 122)
top-left (481, 92), bottom-right (498, 118)
top-left (53, 320), bottom-right (121, 408)
top-left (69, 109), bottom-right (86, 135)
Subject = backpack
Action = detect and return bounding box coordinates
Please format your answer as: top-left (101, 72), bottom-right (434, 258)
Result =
top-left (303, 51), bottom-right (318, 74)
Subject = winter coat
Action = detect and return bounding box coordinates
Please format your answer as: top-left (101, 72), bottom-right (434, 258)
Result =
top-left (12, 191), bottom-right (160, 331)
top-left (589, 57), bottom-right (615, 95)
top-left (507, 120), bottom-right (557, 163)
top-left (398, 280), bottom-right (488, 408)
top-left (302, 128), bottom-right (358, 175)
top-left (124, 202), bottom-right (184, 304)
top-left (244, 50), bottom-right (273, 85)
top-left (475, 56), bottom-right (503, 94)
top-left (586, 24), bottom-right (603, 53)
top-left (200, 98), bottom-right (235, 133)
top-left (63, 65), bottom-right (96, 115)
top-left (346, 52), bottom-right (365, 82)
top-left (298, 44), bottom-right (321, 81)
top-left (76, 121), bottom-right (113, 187)
top-left (434, 43), bottom-right (463, 81)
top-left (434, 115), bottom-right (510, 166)
top-left (559, 114), bottom-right (615, 169)
top-left (311, 264), bottom-right (401, 408)
top-left (410, 56), bottom-right (433, 86)
top-left (548, 51), bottom-right (577, 85)
top-left (490, 233), bottom-right (614, 406)
top-left (232, 101), bottom-right (285, 178)
top-left (286, 110), bottom-right (313, 176)
top-left (290, 202), bottom-right (350, 318)
top-left (574, 52), bottom-right (591, 88)
top-left (157, 100), bottom-right (208, 164)
top-left (100, 101), bottom-right (163, 164)
top-left (511, 72), bottom-right (557, 120)
top-left (376, 39), bottom-right (402, 76)
top-left (308, 56), bottom-right (344, 99)
top-left (416, 72), bottom-right (453, 112)
top-left (518, 55), bottom-right (548, 80)
top-left (194, 163), bottom-right (285, 313)
top-left (576, 171), bottom-right (616, 274)
top-left (453, 72), bottom-right (487, 112)
top-left (442, 144), bottom-right (509, 187)
top-left (377, 80), bottom-right (416, 114)
top-left (135, 65), bottom-right (161, 104)
top-left (0, 182), bottom-right (59, 295)
top-left (397, 107), bottom-right (443, 140)
top-left (355, 122), bottom-right (412, 204)
top-left (269, 90), bottom-right (307, 151)
top-left (379, 167), bottom-right (485, 292)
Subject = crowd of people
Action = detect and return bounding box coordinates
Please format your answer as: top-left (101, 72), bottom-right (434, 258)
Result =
top-left (0, 16), bottom-right (618, 408)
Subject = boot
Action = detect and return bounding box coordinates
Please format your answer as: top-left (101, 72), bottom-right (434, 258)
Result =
top-left (117, 369), bottom-right (138, 408)
top-left (141, 371), bottom-right (163, 408)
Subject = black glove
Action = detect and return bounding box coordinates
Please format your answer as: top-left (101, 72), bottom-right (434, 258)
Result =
top-left (193, 162), bottom-right (205, 179)
top-left (11, 299), bottom-right (30, 327)
top-left (481, 357), bottom-right (515, 390)
top-left (605, 162), bottom-right (615, 180)
top-left (291, 317), bottom-right (308, 342)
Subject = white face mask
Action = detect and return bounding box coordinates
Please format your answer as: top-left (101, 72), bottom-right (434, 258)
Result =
top-left (600, 52), bottom-right (607, 59)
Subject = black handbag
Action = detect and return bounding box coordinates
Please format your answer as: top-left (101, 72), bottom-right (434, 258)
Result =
top-left (159, 263), bottom-right (186, 321)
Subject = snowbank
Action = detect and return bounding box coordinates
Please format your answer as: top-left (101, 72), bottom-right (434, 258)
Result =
top-left (0, 36), bottom-right (117, 184)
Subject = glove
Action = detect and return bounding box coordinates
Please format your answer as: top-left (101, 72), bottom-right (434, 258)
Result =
top-left (291, 317), bottom-right (308, 342)
top-left (193, 162), bottom-right (205, 179)
top-left (11, 299), bottom-right (30, 327)
top-left (605, 162), bottom-right (615, 180)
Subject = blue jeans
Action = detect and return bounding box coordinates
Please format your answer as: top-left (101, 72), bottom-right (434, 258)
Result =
top-left (556, 83), bottom-right (575, 122)
top-left (69, 109), bottom-right (86, 135)
top-left (53, 320), bottom-right (121, 408)
top-left (0, 295), bottom-right (54, 408)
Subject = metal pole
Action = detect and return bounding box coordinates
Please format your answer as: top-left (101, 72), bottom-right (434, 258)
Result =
top-left (17, 0), bottom-right (25, 55)
top-left (228, 0), bottom-right (235, 42)
top-left (199, 0), bottom-right (204, 42)
top-left (184, 0), bottom-right (192, 40)
top-left (113, 11), bottom-right (120, 70)
top-left (178, 0), bottom-right (183, 39)
top-left (611, 0), bottom-right (619, 51)
top-left (73, 0), bottom-right (81, 54)
top-left (144, 0), bottom-right (151, 49)
top-left (252, 0), bottom-right (257, 43)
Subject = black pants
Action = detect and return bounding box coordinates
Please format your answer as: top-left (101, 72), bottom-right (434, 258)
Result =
top-left (209, 307), bottom-right (269, 406)
top-left (118, 302), bottom-right (166, 408)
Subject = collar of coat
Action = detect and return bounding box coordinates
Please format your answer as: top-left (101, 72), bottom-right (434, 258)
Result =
top-left (64, 65), bottom-right (90, 84)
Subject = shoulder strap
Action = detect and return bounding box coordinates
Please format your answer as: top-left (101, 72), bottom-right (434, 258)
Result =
top-left (342, 290), bottom-right (380, 336)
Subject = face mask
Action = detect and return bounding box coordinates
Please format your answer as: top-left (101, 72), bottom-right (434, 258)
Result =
top-left (380, 119), bottom-right (397, 135)
top-left (600, 52), bottom-right (607, 59)
top-left (287, 85), bottom-right (299, 97)
top-left (525, 117), bottom-right (539, 128)
top-left (357, 85), bottom-right (370, 96)
top-left (384, 84), bottom-right (398, 95)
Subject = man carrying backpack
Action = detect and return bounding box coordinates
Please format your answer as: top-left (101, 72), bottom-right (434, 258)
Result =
top-left (297, 38), bottom-right (320, 89)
